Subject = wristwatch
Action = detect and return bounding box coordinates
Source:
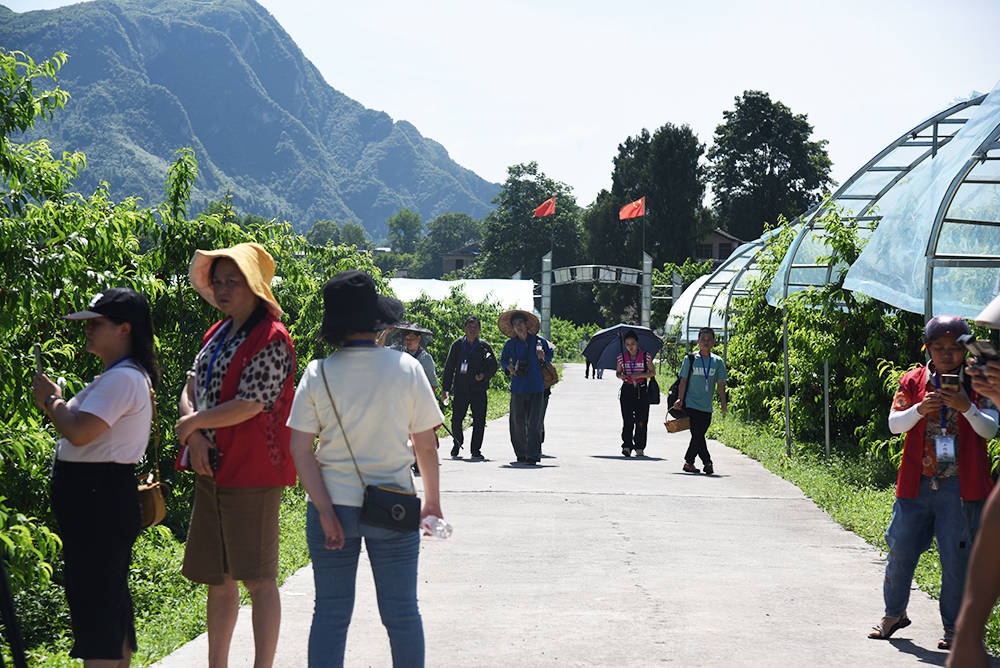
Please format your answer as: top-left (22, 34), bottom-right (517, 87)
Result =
top-left (44, 394), bottom-right (58, 409)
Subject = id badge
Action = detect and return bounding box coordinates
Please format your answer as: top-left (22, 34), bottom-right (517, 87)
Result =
top-left (935, 435), bottom-right (956, 463)
top-left (197, 392), bottom-right (208, 412)
top-left (460, 361), bottom-right (468, 374)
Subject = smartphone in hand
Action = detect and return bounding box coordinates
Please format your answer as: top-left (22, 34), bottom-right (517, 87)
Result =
top-left (940, 373), bottom-right (960, 391)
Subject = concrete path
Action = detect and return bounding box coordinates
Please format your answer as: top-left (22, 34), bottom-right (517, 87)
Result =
top-left (154, 363), bottom-right (993, 667)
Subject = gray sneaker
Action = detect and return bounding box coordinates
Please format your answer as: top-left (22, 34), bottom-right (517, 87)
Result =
top-left (635, 449), bottom-right (645, 457)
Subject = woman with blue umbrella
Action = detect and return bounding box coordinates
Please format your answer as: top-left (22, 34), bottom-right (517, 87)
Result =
top-left (584, 325), bottom-right (662, 457)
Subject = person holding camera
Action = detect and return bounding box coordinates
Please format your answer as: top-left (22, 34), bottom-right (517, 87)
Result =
top-left (31, 288), bottom-right (159, 667)
top-left (869, 315), bottom-right (997, 652)
top-left (498, 310), bottom-right (552, 465)
top-left (946, 297), bottom-right (1000, 666)
top-left (174, 243), bottom-right (296, 668)
top-left (441, 315), bottom-right (498, 460)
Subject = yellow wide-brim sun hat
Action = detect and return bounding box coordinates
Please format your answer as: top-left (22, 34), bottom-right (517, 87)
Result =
top-left (189, 242), bottom-right (284, 317)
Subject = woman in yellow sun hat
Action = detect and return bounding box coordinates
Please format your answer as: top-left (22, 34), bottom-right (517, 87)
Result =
top-left (173, 242), bottom-right (296, 668)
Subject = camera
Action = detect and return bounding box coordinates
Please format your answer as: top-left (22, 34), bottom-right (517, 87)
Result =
top-left (512, 359), bottom-right (527, 377)
top-left (958, 333), bottom-right (1000, 369)
top-left (207, 447), bottom-right (222, 472)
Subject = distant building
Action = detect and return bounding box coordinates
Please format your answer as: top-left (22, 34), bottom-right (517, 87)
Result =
top-left (694, 228), bottom-right (743, 264)
top-left (441, 241), bottom-right (480, 274)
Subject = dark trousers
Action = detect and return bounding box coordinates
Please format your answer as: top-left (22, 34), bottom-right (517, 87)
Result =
top-left (51, 460), bottom-right (140, 660)
top-left (685, 407), bottom-right (713, 466)
top-left (509, 392), bottom-right (544, 460)
top-left (620, 383), bottom-right (650, 451)
top-left (451, 390), bottom-right (488, 455)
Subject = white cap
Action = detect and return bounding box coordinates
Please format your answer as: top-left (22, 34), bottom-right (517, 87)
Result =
top-left (975, 293), bottom-right (1000, 329)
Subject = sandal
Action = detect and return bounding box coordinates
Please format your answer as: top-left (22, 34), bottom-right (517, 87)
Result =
top-left (938, 629), bottom-right (954, 650)
top-left (868, 615), bottom-right (911, 639)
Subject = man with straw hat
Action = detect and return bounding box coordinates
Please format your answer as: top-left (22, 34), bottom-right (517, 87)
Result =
top-left (174, 241), bottom-right (296, 668)
top-left (498, 309), bottom-right (552, 465)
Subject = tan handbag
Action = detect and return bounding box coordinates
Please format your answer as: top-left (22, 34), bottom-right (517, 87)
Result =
top-left (138, 384), bottom-right (169, 529)
top-left (541, 362), bottom-right (559, 389)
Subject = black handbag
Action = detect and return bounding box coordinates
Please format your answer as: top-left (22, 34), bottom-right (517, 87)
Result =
top-left (644, 353), bottom-right (660, 404)
top-left (320, 361), bottom-right (420, 533)
top-left (666, 353), bottom-right (695, 418)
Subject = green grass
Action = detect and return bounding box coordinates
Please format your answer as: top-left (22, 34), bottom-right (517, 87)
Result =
top-left (708, 414), bottom-right (1000, 654)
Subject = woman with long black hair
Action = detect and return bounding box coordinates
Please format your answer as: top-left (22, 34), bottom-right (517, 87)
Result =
top-left (31, 288), bottom-right (159, 667)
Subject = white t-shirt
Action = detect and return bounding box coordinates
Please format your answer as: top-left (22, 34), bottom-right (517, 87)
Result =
top-left (56, 364), bottom-right (153, 464)
top-left (286, 347), bottom-right (444, 507)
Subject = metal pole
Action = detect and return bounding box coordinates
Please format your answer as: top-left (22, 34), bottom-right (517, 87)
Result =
top-left (824, 359), bottom-right (830, 459)
top-left (541, 252), bottom-right (552, 340)
top-left (783, 317), bottom-right (791, 457)
top-left (641, 252), bottom-right (652, 329)
top-left (0, 556), bottom-right (28, 668)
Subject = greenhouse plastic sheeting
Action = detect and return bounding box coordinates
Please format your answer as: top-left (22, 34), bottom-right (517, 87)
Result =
top-left (388, 278), bottom-right (536, 312)
top-left (666, 274), bottom-right (711, 342)
top-left (844, 84), bottom-right (1000, 317)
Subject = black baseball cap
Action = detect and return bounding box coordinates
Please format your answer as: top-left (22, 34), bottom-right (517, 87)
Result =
top-left (64, 288), bottom-right (151, 324)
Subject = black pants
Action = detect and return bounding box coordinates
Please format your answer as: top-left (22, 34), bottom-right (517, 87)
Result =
top-left (451, 390), bottom-right (488, 455)
top-left (51, 460), bottom-right (140, 660)
top-left (685, 408), bottom-right (713, 466)
top-left (620, 383), bottom-right (650, 451)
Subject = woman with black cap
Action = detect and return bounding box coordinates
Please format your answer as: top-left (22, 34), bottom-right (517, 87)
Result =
top-left (31, 288), bottom-right (159, 667)
top-left (287, 270), bottom-right (444, 667)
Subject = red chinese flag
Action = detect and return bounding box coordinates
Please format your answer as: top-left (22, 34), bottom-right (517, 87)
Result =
top-left (533, 197), bottom-right (555, 218)
top-left (618, 196), bottom-right (646, 220)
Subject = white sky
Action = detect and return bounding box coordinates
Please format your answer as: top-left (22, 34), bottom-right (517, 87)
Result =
top-left (6, 0), bottom-right (1000, 207)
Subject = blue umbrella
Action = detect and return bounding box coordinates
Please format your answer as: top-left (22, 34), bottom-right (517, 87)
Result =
top-left (583, 324), bottom-right (663, 370)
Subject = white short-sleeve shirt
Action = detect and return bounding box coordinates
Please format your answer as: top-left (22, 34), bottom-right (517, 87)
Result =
top-left (56, 364), bottom-right (153, 464)
top-left (287, 347), bottom-right (444, 507)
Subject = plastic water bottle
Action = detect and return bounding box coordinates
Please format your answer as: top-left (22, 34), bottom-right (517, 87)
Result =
top-left (421, 515), bottom-right (453, 539)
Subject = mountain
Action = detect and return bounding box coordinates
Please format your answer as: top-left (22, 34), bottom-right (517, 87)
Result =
top-left (0, 0), bottom-right (500, 235)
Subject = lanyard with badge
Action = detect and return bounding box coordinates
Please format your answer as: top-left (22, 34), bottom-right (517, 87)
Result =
top-left (700, 354), bottom-right (712, 392)
top-left (460, 336), bottom-right (478, 374)
top-left (198, 321), bottom-right (232, 412)
top-left (934, 372), bottom-right (956, 464)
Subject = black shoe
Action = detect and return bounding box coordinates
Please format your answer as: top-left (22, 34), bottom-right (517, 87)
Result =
top-left (622, 446), bottom-right (632, 457)
top-left (703, 464), bottom-right (714, 475)
top-left (516, 457), bottom-right (527, 463)
top-left (470, 452), bottom-right (485, 461)
top-left (682, 462), bottom-right (699, 474)
top-left (524, 458), bottom-right (538, 465)
top-left (450, 443), bottom-right (462, 459)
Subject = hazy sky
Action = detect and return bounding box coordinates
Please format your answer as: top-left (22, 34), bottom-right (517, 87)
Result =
top-left (5, 0), bottom-right (1000, 207)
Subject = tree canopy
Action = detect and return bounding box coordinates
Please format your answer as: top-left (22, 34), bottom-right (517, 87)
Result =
top-left (478, 162), bottom-right (581, 279)
top-left (708, 90), bottom-right (833, 241)
top-left (306, 219), bottom-right (341, 246)
top-left (411, 212), bottom-right (482, 278)
top-left (386, 207), bottom-right (423, 253)
top-left (340, 221), bottom-right (370, 248)
top-left (583, 123), bottom-right (712, 321)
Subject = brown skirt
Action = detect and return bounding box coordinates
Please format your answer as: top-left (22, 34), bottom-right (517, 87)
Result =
top-left (182, 475), bottom-right (283, 585)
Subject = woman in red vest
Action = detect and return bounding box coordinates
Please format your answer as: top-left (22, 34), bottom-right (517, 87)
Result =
top-left (869, 316), bottom-right (997, 651)
top-left (174, 242), bottom-right (296, 668)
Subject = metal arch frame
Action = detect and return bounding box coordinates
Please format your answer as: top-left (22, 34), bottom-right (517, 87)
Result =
top-left (776, 95), bottom-right (987, 305)
top-left (772, 94), bottom-right (987, 456)
top-left (539, 252), bottom-right (653, 339)
top-left (679, 237), bottom-right (769, 354)
top-left (924, 126), bottom-right (1000, 319)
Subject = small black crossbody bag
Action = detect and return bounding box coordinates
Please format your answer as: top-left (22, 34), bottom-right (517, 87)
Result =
top-left (320, 361), bottom-right (420, 533)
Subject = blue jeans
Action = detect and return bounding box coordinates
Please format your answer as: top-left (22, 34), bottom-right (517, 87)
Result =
top-left (883, 476), bottom-right (983, 630)
top-left (509, 392), bottom-right (544, 460)
top-left (306, 502), bottom-right (424, 667)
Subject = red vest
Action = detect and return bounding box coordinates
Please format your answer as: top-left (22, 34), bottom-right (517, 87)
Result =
top-left (176, 313), bottom-right (297, 487)
top-left (895, 365), bottom-right (993, 501)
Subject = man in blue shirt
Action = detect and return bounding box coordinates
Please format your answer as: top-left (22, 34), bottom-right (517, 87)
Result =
top-left (499, 310), bottom-right (553, 465)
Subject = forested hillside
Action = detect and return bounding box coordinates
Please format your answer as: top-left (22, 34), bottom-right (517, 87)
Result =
top-left (0, 0), bottom-right (499, 235)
